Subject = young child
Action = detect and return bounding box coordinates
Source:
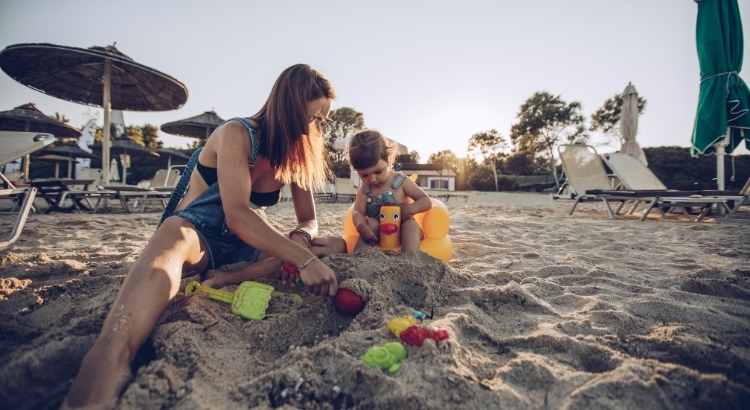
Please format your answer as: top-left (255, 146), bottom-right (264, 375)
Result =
top-left (348, 130), bottom-right (432, 255)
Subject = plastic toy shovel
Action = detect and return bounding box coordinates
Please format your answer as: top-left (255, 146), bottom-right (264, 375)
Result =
top-left (185, 281), bottom-right (278, 320)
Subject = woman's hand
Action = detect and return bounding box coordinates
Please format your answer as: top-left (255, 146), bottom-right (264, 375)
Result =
top-left (289, 231), bottom-right (312, 248)
top-left (299, 258), bottom-right (338, 296)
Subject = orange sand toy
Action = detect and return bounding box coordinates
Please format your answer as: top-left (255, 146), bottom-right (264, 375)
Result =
top-left (343, 198), bottom-right (453, 262)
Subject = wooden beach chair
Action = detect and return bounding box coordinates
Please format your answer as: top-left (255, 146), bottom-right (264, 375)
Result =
top-left (0, 131), bottom-right (55, 249)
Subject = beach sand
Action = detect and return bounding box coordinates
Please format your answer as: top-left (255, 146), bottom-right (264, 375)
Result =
top-left (1, 192), bottom-right (749, 409)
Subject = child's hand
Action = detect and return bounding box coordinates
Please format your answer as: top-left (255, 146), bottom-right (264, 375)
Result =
top-left (356, 223), bottom-right (378, 244)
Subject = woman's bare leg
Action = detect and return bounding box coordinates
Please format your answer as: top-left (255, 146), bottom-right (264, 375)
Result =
top-left (401, 219), bottom-right (421, 257)
top-left (65, 217), bottom-right (208, 407)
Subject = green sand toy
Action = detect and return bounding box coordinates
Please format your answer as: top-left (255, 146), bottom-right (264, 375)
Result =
top-left (361, 342), bottom-right (407, 374)
top-left (185, 281), bottom-right (300, 320)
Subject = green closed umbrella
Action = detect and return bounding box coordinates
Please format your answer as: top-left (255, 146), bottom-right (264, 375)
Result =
top-left (691, 0), bottom-right (750, 189)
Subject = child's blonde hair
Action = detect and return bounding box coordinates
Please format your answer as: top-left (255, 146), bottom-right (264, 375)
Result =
top-left (348, 130), bottom-right (395, 170)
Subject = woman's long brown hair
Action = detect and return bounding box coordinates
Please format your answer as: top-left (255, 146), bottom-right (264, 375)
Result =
top-left (251, 64), bottom-right (335, 191)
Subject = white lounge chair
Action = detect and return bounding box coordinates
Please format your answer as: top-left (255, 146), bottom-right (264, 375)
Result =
top-left (559, 144), bottom-right (735, 221)
top-left (0, 131), bottom-right (56, 249)
top-left (603, 152), bottom-right (747, 217)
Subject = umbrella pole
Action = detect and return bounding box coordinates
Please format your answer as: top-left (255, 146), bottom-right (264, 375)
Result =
top-left (716, 133), bottom-right (729, 191)
top-left (23, 121), bottom-right (30, 180)
top-left (102, 58), bottom-right (112, 184)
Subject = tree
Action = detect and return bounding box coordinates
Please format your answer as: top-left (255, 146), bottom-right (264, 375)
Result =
top-left (141, 124), bottom-right (163, 149)
top-left (590, 92), bottom-right (647, 149)
top-left (325, 107), bottom-right (365, 178)
top-left (502, 152), bottom-right (535, 175)
top-left (396, 150), bottom-right (420, 164)
top-left (427, 150), bottom-right (459, 172)
top-left (510, 91), bottom-right (586, 188)
top-left (126, 125), bottom-right (144, 145)
top-left (468, 129), bottom-right (507, 191)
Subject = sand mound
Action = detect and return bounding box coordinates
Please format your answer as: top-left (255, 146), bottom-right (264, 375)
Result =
top-left (1, 197), bottom-right (750, 409)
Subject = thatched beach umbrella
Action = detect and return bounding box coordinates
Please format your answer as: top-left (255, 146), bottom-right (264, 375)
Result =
top-left (691, 0), bottom-right (750, 190)
top-left (0, 103), bottom-right (81, 179)
top-left (35, 144), bottom-right (98, 178)
top-left (0, 43), bottom-right (188, 183)
top-left (160, 110), bottom-right (224, 140)
top-left (90, 138), bottom-right (159, 183)
top-left (156, 147), bottom-right (191, 171)
top-left (619, 83), bottom-right (648, 166)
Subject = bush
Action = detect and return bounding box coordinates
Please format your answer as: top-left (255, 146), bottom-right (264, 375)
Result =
top-left (468, 166), bottom-right (518, 191)
top-left (645, 146), bottom-right (750, 191)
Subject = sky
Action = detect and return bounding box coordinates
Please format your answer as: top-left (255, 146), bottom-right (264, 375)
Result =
top-left (1, 0), bottom-right (749, 161)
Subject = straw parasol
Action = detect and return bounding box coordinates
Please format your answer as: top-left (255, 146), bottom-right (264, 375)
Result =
top-left (0, 103), bottom-right (81, 138)
top-left (160, 110), bottom-right (225, 140)
top-left (156, 147), bottom-right (190, 171)
top-left (619, 82), bottom-right (648, 166)
top-left (90, 138), bottom-right (159, 183)
top-left (0, 102), bottom-right (81, 179)
top-left (691, 0), bottom-right (750, 190)
top-left (0, 42), bottom-right (188, 183)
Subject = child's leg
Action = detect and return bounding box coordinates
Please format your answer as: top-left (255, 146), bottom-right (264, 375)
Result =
top-left (401, 219), bottom-right (422, 256)
top-left (311, 236), bottom-right (347, 256)
top-left (354, 216), bottom-right (380, 252)
top-left (202, 254), bottom-right (280, 288)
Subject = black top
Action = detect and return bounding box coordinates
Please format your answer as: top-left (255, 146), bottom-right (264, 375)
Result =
top-left (196, 161), bottom-right (280, 207)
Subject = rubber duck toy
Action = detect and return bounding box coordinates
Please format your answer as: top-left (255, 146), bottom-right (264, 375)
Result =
top-left (379, 205), bottom-right (401, 251)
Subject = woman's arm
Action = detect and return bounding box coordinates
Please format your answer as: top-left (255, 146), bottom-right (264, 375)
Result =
top-left (216, 123), bottom-right (336, 295)
top-left (289, 183), bottom-right (318, 244)
top-left (401, 177), bottom-right (432, 219)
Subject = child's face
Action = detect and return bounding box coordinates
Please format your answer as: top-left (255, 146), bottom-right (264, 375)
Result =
top-left (356, 159), bottom-right (390, 188)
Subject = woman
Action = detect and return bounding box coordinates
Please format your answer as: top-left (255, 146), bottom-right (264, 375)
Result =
top-left (65, 64), bottom-right (339, 408)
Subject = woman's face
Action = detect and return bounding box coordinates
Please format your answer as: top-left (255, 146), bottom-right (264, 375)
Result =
top-left (306, 97), bottom-right (332, 137)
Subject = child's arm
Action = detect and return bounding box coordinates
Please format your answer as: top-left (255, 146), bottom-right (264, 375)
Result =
top-left (400, 178), bottom-right (432, 219)
top-left (353, 188), bottom-right (377, 243)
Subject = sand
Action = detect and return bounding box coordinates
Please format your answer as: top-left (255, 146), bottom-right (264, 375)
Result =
top-left (1, 192), bottom-right (749, 409)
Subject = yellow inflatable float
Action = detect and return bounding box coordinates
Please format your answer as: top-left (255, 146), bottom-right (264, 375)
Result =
top-left (342, 198), bottom-right (453, 262)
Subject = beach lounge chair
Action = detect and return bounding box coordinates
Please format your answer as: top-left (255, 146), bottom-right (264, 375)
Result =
top-left (558, 144), bottom-right (735, 221)
top-left (603, 152), bottom-right (747, 217)
top-left (557, 144), bottom-right (650, 218)
top-left (0, 131), bottom-right (56, 249)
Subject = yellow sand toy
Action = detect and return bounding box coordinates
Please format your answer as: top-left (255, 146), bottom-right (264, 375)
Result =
top-left (342, 198), bottom-right (453, 262)
top-left (185, 281), bottom-right (302, 320)
top-left (378, 205), bottom-right (401, 252)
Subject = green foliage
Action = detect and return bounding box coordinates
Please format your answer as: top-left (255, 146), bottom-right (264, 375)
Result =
top-left (142, 124), bottom-right (163, 149)
top-left (645, 146), bottom-right (750, 191)
top-left (510, 91), bottom-right (587, 157)
top-left (502, 153), bottom-right (536, 175)
top-left (325, 107), bottom-right (364, 178)
top-left (427, 150), bottom-right (459, 172)
top-left (469, 165), bottom-right (518, 191)
top-left (590, 93), bottom-right (647, 134)
top-left (468, 129), bottom-right (507, 160)
top-left (395, 152), bottom-right (419, 164)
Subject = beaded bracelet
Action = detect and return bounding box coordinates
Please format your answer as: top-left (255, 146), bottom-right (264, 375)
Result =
top-left (298, 255), bottom-right (318, 271)
top-left (289, 228), bottom-right (313, 245)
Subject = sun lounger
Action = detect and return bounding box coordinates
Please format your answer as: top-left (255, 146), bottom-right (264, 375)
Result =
top-left (603, 152), bottom-right (747, 217)
top-left (0, 131), bottom-right (55, 249)
top-left (558, 144), bottom-right (735, 221)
